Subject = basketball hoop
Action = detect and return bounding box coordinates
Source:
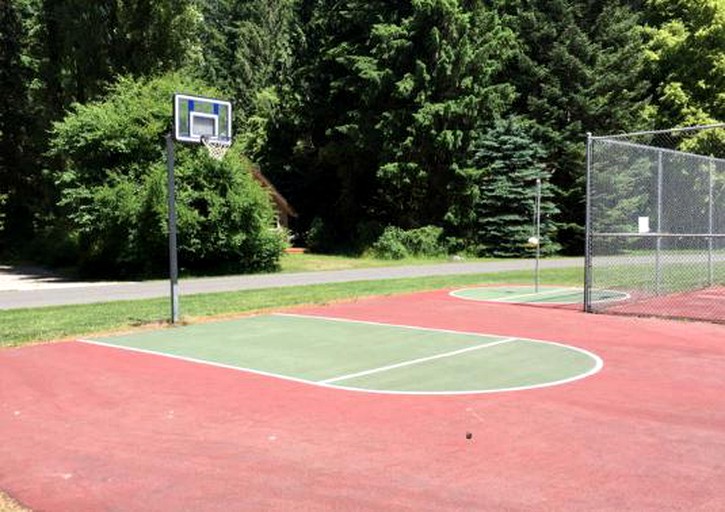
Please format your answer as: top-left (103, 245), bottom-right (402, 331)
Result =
top-left (201, 136), bottom-right (231, 161)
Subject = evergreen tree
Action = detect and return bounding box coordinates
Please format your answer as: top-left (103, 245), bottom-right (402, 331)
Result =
top-left (0, 0), bottom-right (33, 248)
top-left (0, 0), bottom-right (59, 253)
top-left (503, 0), bottom-right (649, 253)
top-left (272, 0), bottom-right (516, 247)
top-left (31, 0), bottom-right (202, 115)
top-left (461, 118), bottom-right (559, 256)
top-left (374, 0), bottom-right (516, 230)
top-left (200, 0), bottom-right (297, 115)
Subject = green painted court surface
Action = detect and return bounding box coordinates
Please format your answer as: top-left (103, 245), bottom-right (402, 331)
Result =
top-left (85, 314), bottom-right (601, 394)
top-left (450, 285), bottom-right (629, 304)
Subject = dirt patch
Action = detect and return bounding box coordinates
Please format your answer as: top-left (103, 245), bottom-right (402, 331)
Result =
top-left (0, 491), bottom-right (30, 512)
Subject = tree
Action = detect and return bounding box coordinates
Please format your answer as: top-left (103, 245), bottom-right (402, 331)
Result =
top-left (270, 0), bottom-right (516, 248)
top-left (643, 0), bottom-right (725, 127)
top-left (198, 0), bottom-right (299, 159)
top-left (458, 118), bottom-right (559, 256)
top-left (0, 0), bottom-right (37, 251)
top-left (373, 0), bottom-right (517, 230)
top-left (49, 73), bottom-right (286, 277)
top-left (200, 0), bottom-right (297, 115)
top-left (30, 0), bottom-right (202, 116)
top-left (502, 0), bottom-right (649, 253)
top-left (0, 0), bottom-right (204, 259)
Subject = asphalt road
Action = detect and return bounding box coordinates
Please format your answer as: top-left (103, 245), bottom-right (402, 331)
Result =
top-left (0, 258), bottom-right (583, 310)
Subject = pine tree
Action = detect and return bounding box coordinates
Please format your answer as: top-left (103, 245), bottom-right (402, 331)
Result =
top-left (199, 0), bottom-right (298, 116)
top-left (373, 0), bottom-right (517, 230)
top-left (502, 0), bottom-right (649, 253)
top-left (272, 0), bottom-right (516, 247)
top-left (0, 0), bottom-right (30, 247)
top-left (463, 118), bottom-right (559, 256)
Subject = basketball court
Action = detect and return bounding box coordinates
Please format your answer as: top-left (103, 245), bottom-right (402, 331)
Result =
top-left (2, 288), bottom-right (725, 511)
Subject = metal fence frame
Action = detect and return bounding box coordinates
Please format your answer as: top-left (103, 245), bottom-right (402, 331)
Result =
top-left (584, 124), bottom-right (725, 322)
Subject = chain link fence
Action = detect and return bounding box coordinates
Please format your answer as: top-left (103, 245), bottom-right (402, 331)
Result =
top-left (585, 124), bottom-right (725, 323)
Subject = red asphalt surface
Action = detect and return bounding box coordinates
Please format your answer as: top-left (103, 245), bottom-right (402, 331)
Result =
top-left (603, 285), bottom-right (725, 324)
top-left (2, 290), bottom-right (725, 511)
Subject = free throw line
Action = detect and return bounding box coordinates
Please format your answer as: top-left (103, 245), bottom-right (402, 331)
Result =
top-left (320, 337), bottom-right (518, 384)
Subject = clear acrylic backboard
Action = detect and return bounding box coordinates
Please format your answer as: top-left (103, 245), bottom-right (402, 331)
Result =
top-left (173, 93), bottom-right (232, 145)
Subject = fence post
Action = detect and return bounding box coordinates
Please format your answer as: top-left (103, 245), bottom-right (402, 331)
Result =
top-left (709, 158), bottom-right (715, 286)
top-left (584, 133), bottom-right (593, 312)
top-left (655, 150), bottom-right (663, 295)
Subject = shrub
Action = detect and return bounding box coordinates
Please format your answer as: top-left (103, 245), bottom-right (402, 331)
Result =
top-left (371, 225), bottom-right (446, 259)
top-left (400, 225), bottom-right (446, 257)
top-left (371, 227), bottom-right (409, 259)
top-left (50, 73), bottom-right (286, 277)
top-left (304, 217), bottom-right (334, 253)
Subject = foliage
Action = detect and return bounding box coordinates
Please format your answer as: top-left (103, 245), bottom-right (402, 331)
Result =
top-left (456, 118), bottom-right (560, 257)
top-left (200, 0), bottom-right (297, 115)
top-left (643, 0), bottom-right (725, 127)
top-left (31, 0), bottom-right (202, 110)
top-left (269, 0), bottom-right (517, 247)
top-left (199, 0), bottom-right (299, 159)
top-left (3, 0), bottom-right (725, 270)
top-left (372, 225), bottom-right (446, 259)
top-left (49, 73), bottom-right (286, 277)
top-left (0, 0), bottom-right (204, 257)
top-left (503, 0), bottom-right (650, 253)
top-left (0, 0), bottom-right (36, 252)
top-left (371, 227), bottom-right (409, 260)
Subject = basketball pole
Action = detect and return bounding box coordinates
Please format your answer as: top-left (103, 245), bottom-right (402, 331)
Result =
top-left (166, 132), bottom-right (180, 324)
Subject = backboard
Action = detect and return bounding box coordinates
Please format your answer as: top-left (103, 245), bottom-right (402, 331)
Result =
top-left (173, 93), bottom-right (232, 145)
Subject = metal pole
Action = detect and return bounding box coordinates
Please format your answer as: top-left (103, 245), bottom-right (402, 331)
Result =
top-left (534, 178), bottom-right (541, 293)
top-left (708, 158), bottom-right (714, 286)
top-left (584, 133), bottom-right (593, 312)
top-left (166, 133), bottom-right (180, 324)
top-left (656, 150), bottom-right (663, 295)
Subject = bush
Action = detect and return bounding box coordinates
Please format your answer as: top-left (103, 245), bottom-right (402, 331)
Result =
top-left (304, 217), bottom-right (335, 253)
top-left (371, 225), bottom-right (446, 259)
top-left (50, 73), bottom-right (286, 277)
top-left (400, 225), bottom-right (446, 257)
top-left (371, 227), bottom-right (409, 259)
top-left (175, 155), bottom-right (287, 274)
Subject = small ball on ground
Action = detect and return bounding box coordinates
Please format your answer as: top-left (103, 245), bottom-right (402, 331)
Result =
top-left (466, 432), bottom-right (473, 439)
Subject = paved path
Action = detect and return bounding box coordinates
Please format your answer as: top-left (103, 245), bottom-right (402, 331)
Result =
top-left (0, 258), bottom-right (582, 310)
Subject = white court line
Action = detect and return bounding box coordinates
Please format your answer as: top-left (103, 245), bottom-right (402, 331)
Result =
top-left (451, 286), bottom-right (579, 303)
top-left (275, 312), bottom-right (501, 338)
top-left (77, 338), bottom-right (323, 386)
top-left (450, 286), bottom-right (631, 305)
top-left (493, 287), bottom-right (581, 302)
top-left (320, 337), bottom-right (518, 384)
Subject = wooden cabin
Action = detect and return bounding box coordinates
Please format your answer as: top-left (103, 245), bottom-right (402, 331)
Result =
top-left (250, 166), bottom-right (297, 230)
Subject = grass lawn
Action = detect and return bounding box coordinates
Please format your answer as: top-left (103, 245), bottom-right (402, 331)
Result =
top-left (0, 267), bottom-right (583, 348)
top-left (277, 252), bottom-right (496, 273)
